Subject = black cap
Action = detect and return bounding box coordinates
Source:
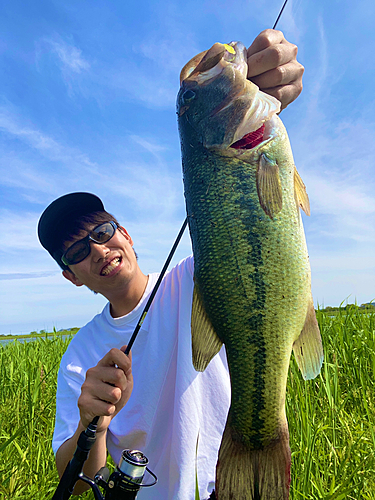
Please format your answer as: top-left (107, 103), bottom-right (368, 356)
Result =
top-left (38, 192), bottom-right (105, 269)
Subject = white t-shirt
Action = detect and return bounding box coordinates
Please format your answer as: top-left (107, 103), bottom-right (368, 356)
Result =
top-left (53, 256), bottom-right (231, 500)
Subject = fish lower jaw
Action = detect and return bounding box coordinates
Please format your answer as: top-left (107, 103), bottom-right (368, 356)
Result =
top-left (101, 257), bottom-right (121, 276)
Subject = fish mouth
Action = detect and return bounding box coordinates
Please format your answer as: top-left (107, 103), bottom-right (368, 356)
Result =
top-left (183, 41), bottom-right (280, 150)
top-left (228, 90), bottom-right (280, 150)
top-left (178, 40), bottom-right (281, 150)
top-left (230, 123), bottom-right (266, 150)
top-left (180, 41), bottom-right (248, 84)
top-left (229, 115), bottom-right (280, 153)
top-left (230, 115), bottom-right (277, 151)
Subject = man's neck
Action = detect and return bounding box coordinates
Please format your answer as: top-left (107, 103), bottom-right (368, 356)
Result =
top-left (107, 272), bottom-right (149, 318)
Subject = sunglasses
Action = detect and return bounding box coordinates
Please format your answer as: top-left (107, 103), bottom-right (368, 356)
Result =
top-left (61, 221), bottom-right (119, 266)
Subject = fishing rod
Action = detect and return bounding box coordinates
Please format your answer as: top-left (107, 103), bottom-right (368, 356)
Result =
top-left (273, 0), bottom-right (289, 29)
top-left (51, 0), bottom-right (291, 497)
top-left (124, 217), bottom-right (188, 356)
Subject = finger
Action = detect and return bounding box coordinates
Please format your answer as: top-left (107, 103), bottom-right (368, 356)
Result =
top-left (79, 374), bottom-right (125, 415)
top-left (260, 82), bottom-right (303, 111)
top-left (93, 382), bottom-right (123, 405)
top-left (79, 392), bottom-right (117, 422)
top-left (86, 365), bottom-right (128, 391)
top-left (247, 29), bottom-right (285, 56)
top-left (97, 347), bottom-right (132, 374)
top-left (120, 345), bottom-right (133, 378)
top-left (247, 41), bottom-right (297, 78)
top-left (249, 60), bottom-right (304, 90)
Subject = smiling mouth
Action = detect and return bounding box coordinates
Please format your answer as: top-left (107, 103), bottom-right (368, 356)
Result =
top-left (101, 257), bottom-right (121, 276)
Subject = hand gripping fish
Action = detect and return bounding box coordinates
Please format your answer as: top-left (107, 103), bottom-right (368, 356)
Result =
top-left (177, 42), bottom-right (324, 500)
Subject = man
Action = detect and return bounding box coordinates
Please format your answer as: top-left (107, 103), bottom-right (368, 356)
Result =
top-left (38, 30), bottom-right (304, 499)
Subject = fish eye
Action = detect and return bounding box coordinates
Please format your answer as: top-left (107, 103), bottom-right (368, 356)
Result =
top-left (182, 89), bottom-right (196, 103)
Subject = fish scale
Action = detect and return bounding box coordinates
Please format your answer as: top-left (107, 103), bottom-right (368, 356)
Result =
top-left (178, 41), bottom-right (323, 499)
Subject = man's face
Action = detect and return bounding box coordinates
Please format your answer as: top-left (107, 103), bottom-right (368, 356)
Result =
top-left (62, 224), bottom-right (139, 296)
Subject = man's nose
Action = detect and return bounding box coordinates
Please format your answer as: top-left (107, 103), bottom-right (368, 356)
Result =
top-left (90, 241), bottom-right (110, 261)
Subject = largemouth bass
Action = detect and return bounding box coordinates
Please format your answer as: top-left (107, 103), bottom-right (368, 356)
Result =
top-left (177, 41), bottom-right (324, 500)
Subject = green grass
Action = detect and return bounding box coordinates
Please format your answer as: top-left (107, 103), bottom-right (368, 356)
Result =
top-left (0, 307), bottom-right (374, 499)
top-left (287, 305), bottom-right (375, 499)
top-left (0, 332), bottom-right (73, 499)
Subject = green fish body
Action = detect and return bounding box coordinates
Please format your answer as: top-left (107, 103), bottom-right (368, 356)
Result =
top-left (177, 42), bottom-right (323, 500)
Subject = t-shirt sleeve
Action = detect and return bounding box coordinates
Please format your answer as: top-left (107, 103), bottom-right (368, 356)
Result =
top-left (52, 354), bottom-right (86, 455)
top-left (176, 254), bottom-right (194, 279)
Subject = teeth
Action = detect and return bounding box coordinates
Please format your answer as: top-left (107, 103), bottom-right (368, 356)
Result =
top-left (101, 257), bottom-right (121, 276)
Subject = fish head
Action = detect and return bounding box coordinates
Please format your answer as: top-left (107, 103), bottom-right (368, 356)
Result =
top-left (177, 41), bottom-right (281, 152)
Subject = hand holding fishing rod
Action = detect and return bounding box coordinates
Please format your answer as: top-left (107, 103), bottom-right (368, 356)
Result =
top-left (246, 4), bottom-right (303, 111)
top-left (51, 351), bottom-right (153, 499)
top-left (78, 347), bottom-right (133, 432)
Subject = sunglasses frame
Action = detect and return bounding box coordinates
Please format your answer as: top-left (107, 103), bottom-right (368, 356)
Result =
top-left (61, 221), bottom-right (119, 267)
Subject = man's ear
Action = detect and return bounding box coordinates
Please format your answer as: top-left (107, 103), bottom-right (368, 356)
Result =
top-left (119, 226), bottom-right (133, 246)
top-left (62, 269), bottom-right (84, 287)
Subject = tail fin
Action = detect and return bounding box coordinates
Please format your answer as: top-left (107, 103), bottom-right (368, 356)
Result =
top-left (215, 424), bottom-right (291, 500)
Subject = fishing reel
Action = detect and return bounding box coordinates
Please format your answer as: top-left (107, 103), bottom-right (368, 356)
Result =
top-left (78, 449), bottom-right (157, 500)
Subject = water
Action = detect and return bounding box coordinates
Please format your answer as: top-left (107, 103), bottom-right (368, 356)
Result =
top-left (0, 333), bottom-right (74, 346)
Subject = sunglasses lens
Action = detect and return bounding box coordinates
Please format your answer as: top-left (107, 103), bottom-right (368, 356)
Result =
top-left (63, 241), bottom-right (90, 266)
top-left (61, 222), bottom-right (117, 266)
top-left (91, 222), bottom-right (116, 243)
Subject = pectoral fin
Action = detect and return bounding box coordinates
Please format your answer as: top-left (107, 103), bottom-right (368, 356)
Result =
top-left (256, 153), bottom-right (283, 219)
top-left (294, 167), bottom-right (310, 216)
top-left (191, 285), bottom-right (223, 372)
top-left (293, 299), bottom-right (324, 380)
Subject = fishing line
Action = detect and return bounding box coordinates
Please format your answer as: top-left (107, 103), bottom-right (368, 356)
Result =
top-left (273, 0), bottom-right (290, 29)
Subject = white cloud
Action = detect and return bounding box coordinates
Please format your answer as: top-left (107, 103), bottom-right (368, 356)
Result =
top-left (48, 39), bottom-right (90, 74)
top-left (0, 100), bottom-right (103, 197)
top-left (101, 62), bottom-right (178, 108)
top-left (273, 0), bottom-right (303, 40)
top-left (0, 271), bottom-right (58, 280)
top-left (283, 16), bottom-right (375, 249)
top-left (306, 173), bottom-right (375, 218)
top-left (296, 124), bottom-right (375, 244)
top-left (130, 135), bottom-right (168, 155)
top-left (0, 101), bottom-right (93, 165)
top-left (35, 35), bottom-right (90, 95)
top-left (0, 108), bottom-right (64, 159)
top-left (137, 32), bottom-right (199, 75)
top-left (0, 154), bottom-right (55, 193)
top-left (0, 274), bottom-right (107, 334)
top-left (94, 20), bottom-right (200, 109)
top-left (0, 209), bottom-right (41, 251)
top-left (103, 161), bottom-right (182, 220)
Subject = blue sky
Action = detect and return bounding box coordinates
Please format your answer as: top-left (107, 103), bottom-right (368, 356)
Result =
top-left (1, 0), bottom-right (374, 334)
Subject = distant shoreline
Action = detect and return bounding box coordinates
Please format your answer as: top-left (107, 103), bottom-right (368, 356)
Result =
top-left (0, 328), bottom-right (80, 340)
